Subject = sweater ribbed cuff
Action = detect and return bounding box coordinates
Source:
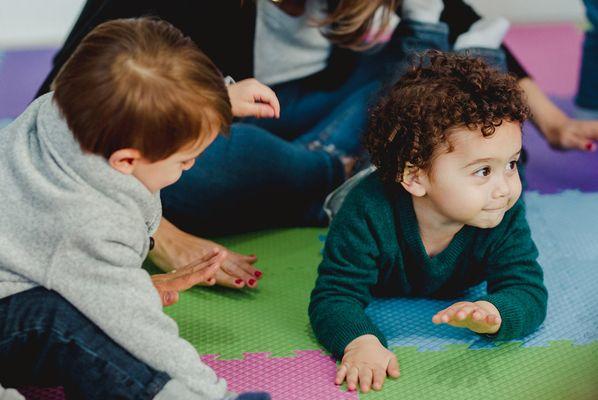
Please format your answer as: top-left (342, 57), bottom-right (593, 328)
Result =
top-left (477, 293), bottom-right (524, 340)
top-left (328, 320), bottom-right (388, 360)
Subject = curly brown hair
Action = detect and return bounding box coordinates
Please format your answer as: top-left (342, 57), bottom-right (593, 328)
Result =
top-left (364, 51), bottom-right (530, 184)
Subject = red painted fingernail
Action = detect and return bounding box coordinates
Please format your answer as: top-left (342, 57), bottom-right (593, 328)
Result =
top-left (248, 279), bottom-right (256, 286)
top-left (586, 142), bottom-right (596, 151)
top-left (234, 279), bottom-right (243, 285)
top-left (254, 271), bottom-right (262, 278)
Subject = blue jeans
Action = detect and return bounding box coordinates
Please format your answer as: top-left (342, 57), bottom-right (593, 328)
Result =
top-left (161, 20), bottom-right (451, 237)
top-left (0, 287), bottom-right (169, 399)
top-left (576, 0), bottom-right (598, 110)
top-left (0, 288), bottom-right (270, 400)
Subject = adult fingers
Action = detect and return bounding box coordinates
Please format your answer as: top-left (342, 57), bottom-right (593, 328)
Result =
top-left (245, 102), bottom-right (276, 119)
top-left (197, 268), bottom-right (246, 289)
top-left (221, 259), bottom-right (258, 288)
top-left (253, 84), bottom-right (280, 118)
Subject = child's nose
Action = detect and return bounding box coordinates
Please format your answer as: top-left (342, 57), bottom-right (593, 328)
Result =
top-left (492, 175), bottom-right (511, 198)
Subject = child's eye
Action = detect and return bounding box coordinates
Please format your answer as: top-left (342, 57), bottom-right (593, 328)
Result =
top-left (474, 167), bottom-right (491, 177)
top-left (507, 160), bottom-right (518, 171)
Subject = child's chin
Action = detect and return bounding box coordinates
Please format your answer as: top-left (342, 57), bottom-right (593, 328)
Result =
top-left (472, 215), bottom-right (505, 229)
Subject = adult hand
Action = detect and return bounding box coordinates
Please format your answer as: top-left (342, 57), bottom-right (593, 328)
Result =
top-left (149, 217), bottom-right (263, 289)
top-left (544, 118), bottom-right (598, 152)
top-left (227, 78), bottom-right (281, 119)
top-left (336, 334), bottom-right (400, 393)
top-left (432, 300), bottom-right (502, 335)
top-left (519, 77), bottom-right (598, 151)
top-left (151, 248), bottom-right (224, 306)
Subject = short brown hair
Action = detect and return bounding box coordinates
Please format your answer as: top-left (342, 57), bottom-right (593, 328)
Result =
top-left (365, 51), bottom-right (530, 184)
top-left (52, 17), bottom-right (232, 161)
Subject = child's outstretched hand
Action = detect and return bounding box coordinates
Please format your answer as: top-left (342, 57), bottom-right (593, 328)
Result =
top-left (336, 334), bottom-right (400, 393)
top-left (432, 300), bottom-right (502, 334)
top-left (227, 78), bottom-right (281, 119)
top-left (151, 248), bottom-right (225, 306)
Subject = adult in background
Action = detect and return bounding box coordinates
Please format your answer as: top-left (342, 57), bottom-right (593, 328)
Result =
top-left (37, 0), bottom-right (598, 290)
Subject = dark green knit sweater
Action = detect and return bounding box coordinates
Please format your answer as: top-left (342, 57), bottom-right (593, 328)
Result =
top-left (309, 172), bottom-right (547, 359)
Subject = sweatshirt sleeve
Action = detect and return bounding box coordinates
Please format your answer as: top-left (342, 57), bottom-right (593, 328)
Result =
top-left (46, 215), bottom-right (228, 400)
top-left (308, 185), bottom-right (390, 359)
top-left (477, 201), bottom-right (548, 340)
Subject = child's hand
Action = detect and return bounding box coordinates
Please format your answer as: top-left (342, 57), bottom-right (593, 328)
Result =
top-left (151, 248), bottom-right (225, 306)
top-left (432, 300), bottom-right (502, 334)
top-left (336, 334), bottom-right (400, 393)
top-left (227, 78), bottom-right (281, 119)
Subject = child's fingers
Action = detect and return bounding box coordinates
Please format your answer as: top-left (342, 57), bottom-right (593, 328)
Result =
top-left (359, 367), bottom-right (373, 393)
top-left (372, 368), bottom-right (386, 391)
top-left (204, 277), bottom-right (216, 286)
top-left (455, 304), bottom-right (476, 321)
top-left (335, 364), bottom-right (349, 385)
top-left (387, 354), bottom-right (400, 378)
top-left (346, 366), bottom-right (359, 391)
top-left (441, 307), bottom-right (457, 323)
top-left (161, 290), bottom-right (179, 307)
top-left (486, 314), bottom-right (501, 326)
top-left (471, 308), bottom-right (488, 322)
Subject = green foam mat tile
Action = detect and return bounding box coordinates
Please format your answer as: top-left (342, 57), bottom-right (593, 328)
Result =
top-left (146, 228), bottom-right (327, 359)
top-left (359, 341), bottom-right (598, 400)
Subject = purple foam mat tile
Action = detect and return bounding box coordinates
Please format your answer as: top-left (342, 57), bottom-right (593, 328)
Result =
top-left (0, 48), bottom-right (56, 118)
top-left (202, 351), bottom-right (358, 400)
top-left (522, 97), bottom-right (598, 193)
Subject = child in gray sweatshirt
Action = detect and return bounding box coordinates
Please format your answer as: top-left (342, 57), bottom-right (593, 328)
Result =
top-left (0, 18), bottom-right (273, 400)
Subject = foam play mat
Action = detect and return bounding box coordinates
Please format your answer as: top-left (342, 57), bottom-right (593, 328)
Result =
top-left (3, 23), bottom-right (597, 400)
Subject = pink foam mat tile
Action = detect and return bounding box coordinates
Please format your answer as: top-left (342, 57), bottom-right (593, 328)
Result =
top-left (504, 23), bottom-right (583, 97)
top-left (202, 350), bottom-right (358, 400)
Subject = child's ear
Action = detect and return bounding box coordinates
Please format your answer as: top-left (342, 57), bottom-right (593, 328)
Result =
top-left (399, 163), bottom-right (427, 197)
top-left (108, 148), bottom-right (142, 175)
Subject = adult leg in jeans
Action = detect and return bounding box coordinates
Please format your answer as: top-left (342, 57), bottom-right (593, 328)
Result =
top-left (0, 287), bottom-right (170, 400)
top-left (299, 20), bottom-right (452, 154)
top-left (576, 0), bottom-right (598, 118)
top-left (161, 123), bottom-right (345, 236)
top-left (162, 22), bottom-right (453, 236)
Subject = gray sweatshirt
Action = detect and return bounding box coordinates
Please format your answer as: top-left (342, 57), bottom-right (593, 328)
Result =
top-left (0, 93), bottom-right (232, 400)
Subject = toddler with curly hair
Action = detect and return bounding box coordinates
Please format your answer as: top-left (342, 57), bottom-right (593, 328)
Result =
top-left (309, 51), bottom-right (547, 393)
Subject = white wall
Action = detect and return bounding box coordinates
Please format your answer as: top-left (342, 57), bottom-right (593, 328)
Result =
top-left (0, 0), bottom-right (588, 49)
top-left (0, 0), bottom-right (85, 49)
top-left (470, 0), bottom-right (585, 24)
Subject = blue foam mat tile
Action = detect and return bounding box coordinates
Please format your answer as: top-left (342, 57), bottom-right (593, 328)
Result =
top-left (366, 191), bottom-right (598, 351)
top-left (525, 191), bottom-right (598, 262)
